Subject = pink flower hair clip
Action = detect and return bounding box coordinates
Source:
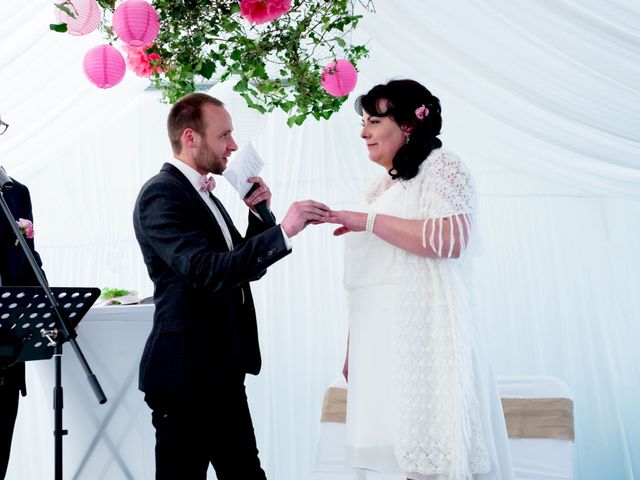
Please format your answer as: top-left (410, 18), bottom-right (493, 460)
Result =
top-left (415, 104), bottom-right (429, 120)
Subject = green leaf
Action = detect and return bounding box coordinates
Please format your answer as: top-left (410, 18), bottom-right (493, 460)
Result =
top-left (289, 114), bottom-right (307, 126)
top-left (49, 23), bottom-right (68, 33)
top-left (200, 60), bottom-right (216, 79)
top-left (100, 288), bottom-right (136, 300)
top-left (233, 79), bottom-right (249, 92)
top-left (252, 64), bottom-right (266, 78)
top-left (54, 2), bottom-right (76, 18)
top-left (96, 0), bottom-right (116, 9)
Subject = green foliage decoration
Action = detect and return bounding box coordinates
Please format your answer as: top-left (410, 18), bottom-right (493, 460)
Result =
top-left (51, 0), bottom-right (374, 126)
top-left (100, 287), bottom-right (137, 299)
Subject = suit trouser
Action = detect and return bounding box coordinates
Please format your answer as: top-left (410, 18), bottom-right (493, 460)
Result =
top-left (146, 380), bottom-right (267, 480)
top-left (0, 381), bottom-right (19, 480)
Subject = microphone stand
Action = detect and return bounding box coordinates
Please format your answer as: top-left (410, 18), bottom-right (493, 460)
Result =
top-left (0, 167), bottom-right (107, 480)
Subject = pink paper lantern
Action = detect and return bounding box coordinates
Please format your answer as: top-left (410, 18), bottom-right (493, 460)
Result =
top-left (112, 0), bottom-right (160, 47)
top-left (83, 45), bottom-right (126, 89)
top-left (54, 0), bottom-right (101, 36)
top-left (321, 59), bottom-right (358, 97)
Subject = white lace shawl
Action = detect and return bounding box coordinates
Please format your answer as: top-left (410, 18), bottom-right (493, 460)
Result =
top-left (372, 150), bottom-right (491, 478)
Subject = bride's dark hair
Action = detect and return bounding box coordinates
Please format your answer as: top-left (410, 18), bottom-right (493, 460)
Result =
top-left (355, 79), bottom-right (442, 181)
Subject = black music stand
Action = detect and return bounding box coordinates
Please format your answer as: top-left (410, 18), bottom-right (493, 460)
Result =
top-left (0, 286), bottom-right (102, 479)
top-left (0, 286), bottom-right (100, 363)
top-left (1, 168), bottom-right (107, 480)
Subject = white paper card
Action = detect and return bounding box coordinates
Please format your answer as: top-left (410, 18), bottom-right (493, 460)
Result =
top-left (222, 142), bottom-right (265, 199)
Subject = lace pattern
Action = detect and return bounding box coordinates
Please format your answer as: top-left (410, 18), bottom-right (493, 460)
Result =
top-left (392, 150), bottom-right (491, 477)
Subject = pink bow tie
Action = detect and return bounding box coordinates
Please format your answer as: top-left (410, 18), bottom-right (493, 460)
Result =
top-left (199, 175), bottom-right (216, 192)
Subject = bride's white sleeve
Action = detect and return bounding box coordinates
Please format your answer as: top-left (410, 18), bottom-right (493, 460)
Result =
top-left (418, 151), bottom-right (477, 258)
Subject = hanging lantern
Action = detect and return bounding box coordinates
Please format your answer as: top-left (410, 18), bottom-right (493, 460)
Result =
top-left (112, 0), bottom-right (160, 47)
top-left (83, 45), bottom-right (126, 89)
top-left (321, 59), bottom-right (358, 97)
top-left (54, 0), bottom-right (101, 36)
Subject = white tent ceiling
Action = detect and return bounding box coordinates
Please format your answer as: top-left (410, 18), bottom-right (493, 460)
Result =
top-left (2, 0), bottom-right (638, 195)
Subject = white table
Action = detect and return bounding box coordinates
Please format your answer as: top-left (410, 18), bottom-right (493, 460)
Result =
top-left (8, 305), bottom-right (155, 480)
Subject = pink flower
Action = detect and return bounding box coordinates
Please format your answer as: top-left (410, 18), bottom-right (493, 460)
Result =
top-left (415, 105), bottom-right (429, 120)
top-left (15, 218), bottom-right (34, 245)
top-left (240, 0), bottom-right (291, 25)
top-left (121, 43), bottom-right (164, 78)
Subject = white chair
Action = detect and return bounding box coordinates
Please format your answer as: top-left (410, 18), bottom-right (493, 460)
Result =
top-left (314, 376), bottom-right (574, 480)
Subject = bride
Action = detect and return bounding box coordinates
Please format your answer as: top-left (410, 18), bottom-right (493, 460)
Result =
top-left (324, 79), bottom-right (515, 480)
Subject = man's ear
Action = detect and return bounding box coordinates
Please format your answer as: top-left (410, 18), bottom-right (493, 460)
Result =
top-left (182, 128), bottom-right (200, 148)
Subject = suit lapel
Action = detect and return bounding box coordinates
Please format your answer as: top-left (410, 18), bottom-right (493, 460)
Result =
top-left (209, 193), bottom-right (242, 245)
top-left (161, 163), bottom-right (240, 249)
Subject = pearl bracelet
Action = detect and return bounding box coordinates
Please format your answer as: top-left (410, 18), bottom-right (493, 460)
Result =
top-left (365, 212), bottom-right (378, 233)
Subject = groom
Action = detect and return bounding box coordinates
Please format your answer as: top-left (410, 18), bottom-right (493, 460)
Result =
top-left (133, 92), bottom-right (328, 479)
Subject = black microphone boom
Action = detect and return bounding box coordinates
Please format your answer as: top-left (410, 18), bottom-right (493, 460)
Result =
top-left (245, 183), bottom-right (275, 226)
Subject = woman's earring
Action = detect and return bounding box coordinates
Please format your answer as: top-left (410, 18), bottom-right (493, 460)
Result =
top-left (405, 134), bottom-right (410, 145)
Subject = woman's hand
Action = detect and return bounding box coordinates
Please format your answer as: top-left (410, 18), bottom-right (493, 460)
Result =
top-left (324, 210), bottom-right (367, 236)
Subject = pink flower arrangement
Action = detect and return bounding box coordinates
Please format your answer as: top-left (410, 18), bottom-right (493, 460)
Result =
top-left (121, 43), bottom-right (164, 77)
top-left (239, 0), bottom-right (291, 25)
top-left (15, 218), bottom-right (34, 246)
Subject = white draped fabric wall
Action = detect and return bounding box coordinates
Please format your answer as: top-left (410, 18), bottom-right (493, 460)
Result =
top-left (1, 1), bottom-right (639, 479)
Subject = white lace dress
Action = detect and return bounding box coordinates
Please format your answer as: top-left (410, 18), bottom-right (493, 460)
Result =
top-left (344, 149), bottom-right (514, 480)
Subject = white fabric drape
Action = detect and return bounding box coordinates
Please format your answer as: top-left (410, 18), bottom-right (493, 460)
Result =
top-left (2, 1), bottom-right (639, 479)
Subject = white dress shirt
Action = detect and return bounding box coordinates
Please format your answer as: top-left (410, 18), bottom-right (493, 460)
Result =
top-left (167, 158), bottom-right (291, 251)
top-left (168, 158), bottom-right (235, 250)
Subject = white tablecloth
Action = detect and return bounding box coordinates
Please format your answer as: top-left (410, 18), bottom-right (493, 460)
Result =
top-left (8, 305), bottom-right (156, 480)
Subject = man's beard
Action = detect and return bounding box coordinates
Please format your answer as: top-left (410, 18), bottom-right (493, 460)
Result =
top-left (195, 144), bottom-right (225, 175)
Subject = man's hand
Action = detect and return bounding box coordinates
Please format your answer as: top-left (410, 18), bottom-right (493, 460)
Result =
top-left (280, 200), bottom-right (330, 237)
top-left (323, 210), bottom-right (367, 236)
top-left (243, 176), bottom-right (271, 213)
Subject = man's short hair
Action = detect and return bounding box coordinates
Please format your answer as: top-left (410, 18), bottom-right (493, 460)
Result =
top-left (167, 93), bottom-right (224, 154)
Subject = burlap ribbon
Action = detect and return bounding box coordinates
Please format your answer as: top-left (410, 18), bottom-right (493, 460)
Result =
top-left (320, 387), bottom-right (574, 441)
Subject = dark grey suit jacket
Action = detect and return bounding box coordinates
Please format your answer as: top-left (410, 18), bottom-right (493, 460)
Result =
top-left (0, 179), bottom-right (44, 394)
top-left (133, 163), bottom-right (290, 402)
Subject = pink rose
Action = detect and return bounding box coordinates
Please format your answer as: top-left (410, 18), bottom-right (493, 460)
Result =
top-left (239, 0), bottom-right (291, 25)
top-left (15, 218), bottom-right (34, 245)
top-left (122, 43), bottom-right (164, 78)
